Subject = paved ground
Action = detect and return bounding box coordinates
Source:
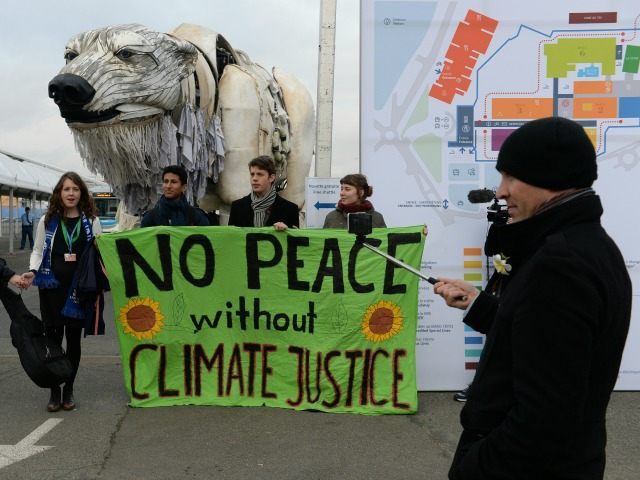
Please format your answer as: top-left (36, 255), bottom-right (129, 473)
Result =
top-left (0, 236), bottom-right (638, 479)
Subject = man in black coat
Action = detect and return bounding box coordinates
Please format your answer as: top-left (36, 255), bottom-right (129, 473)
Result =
top-left (228, 155), bottom-right (299, 229)
top-left (434, 117), bottom-right (631, 480)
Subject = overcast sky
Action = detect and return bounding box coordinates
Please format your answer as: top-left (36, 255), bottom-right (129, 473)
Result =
top-left (0, 0), bottom-right (359, 179)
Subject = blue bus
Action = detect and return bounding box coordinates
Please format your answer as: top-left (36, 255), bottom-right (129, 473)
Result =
top-left (91, 190), bottom-right (119, 231)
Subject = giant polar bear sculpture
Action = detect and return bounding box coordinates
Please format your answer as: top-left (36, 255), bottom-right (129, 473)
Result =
top-left (48, 23), bottom-right (314, 228)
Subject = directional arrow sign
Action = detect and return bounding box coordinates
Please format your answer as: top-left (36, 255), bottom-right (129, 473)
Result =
top-left (314, 201), bottom-right (336, 210)
top-left (0, 419), bottom-right (62, 469)
top-left (306, 177), bottom-right (340, 227)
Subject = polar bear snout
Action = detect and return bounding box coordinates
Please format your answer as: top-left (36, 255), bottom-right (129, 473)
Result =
top-left (49, 73), bottom-right (95, 106)
top-left (49, 73), bottom-right (117, 124)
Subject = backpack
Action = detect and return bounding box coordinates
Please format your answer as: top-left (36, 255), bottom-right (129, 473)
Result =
top-left (0, 287), bottom-right (73, 388)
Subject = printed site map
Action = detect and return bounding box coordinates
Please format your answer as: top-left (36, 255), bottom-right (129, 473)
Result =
top-left (361, 1), bottom-right (640, 389)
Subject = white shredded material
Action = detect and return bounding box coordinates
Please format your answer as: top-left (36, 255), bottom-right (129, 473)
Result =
top-left (72, 108), bottom-right (224, 213)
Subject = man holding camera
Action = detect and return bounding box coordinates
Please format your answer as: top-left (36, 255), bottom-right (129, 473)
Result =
top-left (228, 156), bottom-right (299, 230)
top-left (434, 117), bottom-right (631, 479)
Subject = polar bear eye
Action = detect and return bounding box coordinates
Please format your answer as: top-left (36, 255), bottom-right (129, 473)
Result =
top-left (64, 51), bottom-right (79, 62)
top-left (116, 49), bottom-right (134, 60)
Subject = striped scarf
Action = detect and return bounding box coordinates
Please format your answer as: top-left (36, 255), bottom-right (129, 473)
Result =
top-left (251, 186), bottom-right (277, 227)
top-left (33, 215), bottom-right (61, 288)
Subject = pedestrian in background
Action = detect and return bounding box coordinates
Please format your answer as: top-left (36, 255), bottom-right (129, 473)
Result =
top-left (20, 206), bottom-right (34, 250)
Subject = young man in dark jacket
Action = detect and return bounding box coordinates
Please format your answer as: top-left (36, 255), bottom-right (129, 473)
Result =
top-left (141, 165), bottom-right (209, 227)
top-left (434, 117), bottom-right (631, 480)
top-left (228, 156), bottom-right (299, 229)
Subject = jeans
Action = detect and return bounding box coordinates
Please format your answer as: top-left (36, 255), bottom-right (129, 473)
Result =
top-left (21, 225), bottom-right (33, 249)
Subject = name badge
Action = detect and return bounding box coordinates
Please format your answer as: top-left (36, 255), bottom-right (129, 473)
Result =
top-left (64, 253), bottom-right (77, 262)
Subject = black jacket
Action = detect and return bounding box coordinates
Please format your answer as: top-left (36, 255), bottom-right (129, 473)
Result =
top-left (141, 195), bottom-right (209, 227)
top-left (451, 191), bottom-right (631, 480)
top-left (0, 258), bottom-right (16, 286)
top-left (228, 194), bottom-right (299, 228)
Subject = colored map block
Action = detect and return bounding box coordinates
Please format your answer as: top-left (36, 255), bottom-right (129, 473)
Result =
top-left (491, 128), bottom-right (517, 151)
top-left (584, 128), bottom-right (597, 149)
top-left (429, 84), bottom-right (456, 104)
top-left (429, 9), bottom-right (499, 104)
top-left (492, 97), bottom-right (554, 119)
top-left (573, 97), bottom-right (618, 118)
top-left (623, 44), bottom-right (640, 73)
top-left (545, 38), bottom-right (616, 78)
top-left (463, 245), bottom-right (484, 370)
top-left (456, 22), bottom-right (493, 55)
top-left (465, 337), bottom-right (483, 345)
top-left (574, 80), bottom-right (613, 94)
top-left (619, 97), bottom-right (640, 118)
top-left (569, 12), bottom-right (617, 24)
top-left (464, 9), bottom-right (498, 34)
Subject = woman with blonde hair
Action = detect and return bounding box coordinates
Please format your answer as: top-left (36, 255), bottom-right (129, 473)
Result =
top-left (27, 172), bottom-right (102, 412)
top-left (323, 173), bottom-right (386, 228)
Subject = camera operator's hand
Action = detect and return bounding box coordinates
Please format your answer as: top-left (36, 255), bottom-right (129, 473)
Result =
top-left (433, 277), bottom-right (478, 310)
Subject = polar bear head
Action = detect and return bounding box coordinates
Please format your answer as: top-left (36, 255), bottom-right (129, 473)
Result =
top-left (49, 23), bottom-right (198, 126)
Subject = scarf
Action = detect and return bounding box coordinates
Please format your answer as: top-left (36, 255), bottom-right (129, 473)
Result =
top-left (337, 200), bottom-right (374, 213)
top-left (483, 189), bottom-right (599, 299)
top-left (33, 215), bottom-right (61, 288)
top-left (484, 189), bottom-right (599, 268)
top-left (38, 213), bottom-right (93, 319)
top-left (64, 237), bottom-right (108, 335)
top-left (251, 186), bottom-right (277, 227)
top-left (157, 194), bottom-right (191, 226)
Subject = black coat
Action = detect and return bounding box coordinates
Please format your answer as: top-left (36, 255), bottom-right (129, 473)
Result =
top-left (141, 195), bottom-right (209, 227)
top-left (228, 194), bottom-right (299, 228)
top-left (0, 258), bottom-right (16, 286)
top-left (451, 192), bottom-right (631, 480)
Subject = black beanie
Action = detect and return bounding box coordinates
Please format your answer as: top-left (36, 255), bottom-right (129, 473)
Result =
top-left (495, 116), bottom-right (597, 190)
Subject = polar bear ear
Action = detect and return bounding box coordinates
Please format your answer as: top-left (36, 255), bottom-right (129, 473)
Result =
top-left (162, 34), bottom-right (198, 77)
top-left (164, 34), bottom-right (198, 62)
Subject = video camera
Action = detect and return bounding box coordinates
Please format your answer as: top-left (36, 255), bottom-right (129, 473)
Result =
top-left (467, 188), bottom-right (509, 225)
top-left (347, 212), bottom-right (372, 240)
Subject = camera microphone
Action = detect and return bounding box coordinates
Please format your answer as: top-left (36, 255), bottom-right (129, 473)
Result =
top-left (467, 188), bottom-right (496, 204)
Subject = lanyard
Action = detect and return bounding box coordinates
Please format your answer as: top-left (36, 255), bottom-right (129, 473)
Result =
top-left (60, 218), bottom-right (81, 252)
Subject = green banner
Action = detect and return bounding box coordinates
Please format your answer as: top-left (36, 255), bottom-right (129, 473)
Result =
top-left (97, 225), bottom-right (425, 414)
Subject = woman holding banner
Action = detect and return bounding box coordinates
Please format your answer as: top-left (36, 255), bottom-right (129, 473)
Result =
top-left (26, 172), bottom-right (102, 412)
top-left (322, 174), bottom-right (387, 229)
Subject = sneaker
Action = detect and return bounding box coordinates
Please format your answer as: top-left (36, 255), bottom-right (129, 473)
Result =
top-left (453, 386), bottom-right (469, 402)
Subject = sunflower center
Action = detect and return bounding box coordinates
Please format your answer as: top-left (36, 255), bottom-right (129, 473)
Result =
top-left (368, 308), bottom-right (394, 334)
top-left (127, 305), bottom-right (157, 332)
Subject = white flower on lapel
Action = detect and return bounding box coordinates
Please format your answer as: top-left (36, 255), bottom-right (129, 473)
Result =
top-left (493, 253), bottom-right (512, 275)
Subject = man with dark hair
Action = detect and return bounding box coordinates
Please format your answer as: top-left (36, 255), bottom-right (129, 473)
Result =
top-left (20, 206), bottom-right (34, 249)
top-left (434, 116), bottom-right (631, 479)
top-left (228, 155), bottom-right (299, 229)
top-left (141, 165), bottom-right (209, 227)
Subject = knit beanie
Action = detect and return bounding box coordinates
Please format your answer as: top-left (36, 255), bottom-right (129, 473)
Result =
top-left (495, 116), bottom-right (597, 190)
